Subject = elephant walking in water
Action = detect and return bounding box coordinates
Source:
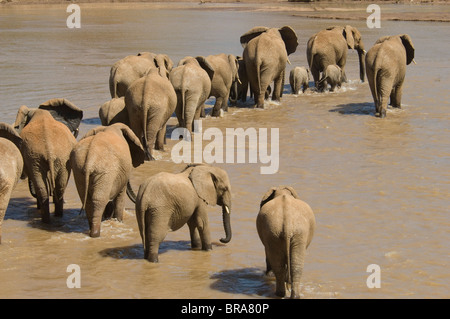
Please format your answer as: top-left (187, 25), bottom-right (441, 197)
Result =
top-left (13, 99), bottom-right (83, 224)
top-left (257, 186), bottom-right (316, 299)
top-left (70, 123), bottom-right (145, 238)
top-left (135, 164), bottom-right (232, 263)
top-left (365, 34), bottom-right (415, 118)
top-left (240, 26), bottom-right (298, 109)
top-left (0, 123), bottom-right (23, 243)
top-left (170, 56), bottom-right (214, 135)
top-left (125, 68), bottom-right (177, 160)
top-left (307, 25), bottom-right (366, 91)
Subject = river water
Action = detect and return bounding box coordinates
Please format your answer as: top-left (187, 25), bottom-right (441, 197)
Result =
top-left (0, 3), bottom-right (448, 299)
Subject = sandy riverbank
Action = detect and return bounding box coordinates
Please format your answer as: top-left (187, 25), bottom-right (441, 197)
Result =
top-left (1, 1), bottom-right (449, 22)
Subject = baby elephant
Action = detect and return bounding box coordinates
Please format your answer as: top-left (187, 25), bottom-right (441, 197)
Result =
top-left (289, 66), bottom-right (310, 94)
top-left (135, 163), bottom-right (232, 263)
top-left (319, 64), bottom-right (343, 92)
top-left (257, 186), bottom-right (316, 299)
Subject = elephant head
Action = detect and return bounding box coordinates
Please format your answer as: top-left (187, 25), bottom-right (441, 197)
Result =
top-left (240, 26), bottom-right (298, 57)
top-left (341, 25), bottom-right (366, 82)
top-left (178, 56), bottom-right (215, 81)
top-left (14, 98), bottom-right (83, 137)
top-left (82, 123), bottom-right (146, 169)
top-left (375, 34), bottom-right (415, 65)
top-left (0, 122), bottom-right (23, 151)
top-left (186, 164), bottom-right (232, 243)
top-left (260, 185), bottom-right (300, 208)
top-left (138, 52), bottom-right (174, 79)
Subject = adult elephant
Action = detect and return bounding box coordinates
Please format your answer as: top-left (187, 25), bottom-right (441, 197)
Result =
top-left (109, 52), bottom-right (174, 98)
top-left (135, 163), bottom-right (232, 263)
top-left (0, 123), bottom-right (23, 244)
top-left (257, 186), bottom-right (316, 299)
top-left (13, 99), bottom-right (83, 223)
top-left (70, 123), bottom-right (145, 238)
top-left (98, 97), bottom-right (129, 126)
top-left (365, 34), bottom-right (415, 118)
top-left (170, 56), bottom-right (214, 135)
top-left (240, 26), bottom-right (298, 109)
top-left (125, 68), bottom-right (177, 160)
top-left (307, 25), bottom-right (366, 91)
top-left (205, 53), bottom-right (240, 117)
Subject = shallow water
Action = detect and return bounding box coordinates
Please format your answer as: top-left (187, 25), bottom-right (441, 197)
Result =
top-left (0, 3), bottom-right (449, 299)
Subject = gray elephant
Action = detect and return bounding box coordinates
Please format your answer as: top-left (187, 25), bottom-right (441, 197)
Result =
top-left (318, 64), bottom-right (343, 92)
top-left (109, 52), bottom-right (174, 98)
top-left (70, 123), bottom-right (145, 238)
top-left (14, 99), bottom-right (83, 223)
top-left (170, 56), bottom-right (214, 134)
top-left (125, 67), bottom-right (177, 160)
top-left (99, 97), bottom-right (129, 126)
top-left (289, 66), bottom-right (310, 94)
top-left (365, 34), bottom-right (415, 118)
top-left (240, 26), bottom-right (298, 108)
top-left (0, 123), bottom-right (23, 244)
top-left (205, 53), bottom-right (240, 117)
top-left (135, 163), bottom-right (232, 263)
top-left (257, 186), bottom-right (316, 299)
top-left (307, 25), bottom-right (366, 91)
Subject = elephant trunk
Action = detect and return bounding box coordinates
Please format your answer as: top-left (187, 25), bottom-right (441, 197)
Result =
top-left (358, 49), bottom-right (366, 83)
top-left (219, 205), bottom-right (232, 243)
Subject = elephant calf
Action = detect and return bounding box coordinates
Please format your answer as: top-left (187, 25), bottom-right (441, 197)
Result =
top-left (0, 123), bottom-right (23, 244)
top-left (70, 123), bottom-right (145, 237)
top-left (135, 163), bottom-right (232, 262)
top-left (319, 64), bottom-right (343, 92)
top-left (289, 66), bottom-right (310, 94)
top-left (257, 186), bottom-right (316, 299)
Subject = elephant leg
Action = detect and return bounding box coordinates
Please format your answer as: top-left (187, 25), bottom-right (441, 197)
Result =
top-left (53, 170), bottom-right (69, 217)
top-left (187, 218), bottom-right (202, 250)
top-left (192, 206), bottom-right (212, 251)
top-left (155, 125), bottom-right (166, 151)
top-left (86, 199), bottom-right (108, 238)
top-left (311, 66), bottom-right (320, 91)
top-left (289, 240), bottom-right (306, 299)
top-left (390, 82), bottom-right (403, 108)
top-left (272, 76), bottom-right (283, 101)
top-left (211, 96), bottom-right (224, 117)
top-left (32, 173), bottom-right (51, 224)
top-left (113, 187), bottom-right (126, 222)
top-left (377, 79), bottom-right (394, 118)
top-left (222, 92), bottom-right (230, 112)
top-left (144, 215), bottom-right (167, 262)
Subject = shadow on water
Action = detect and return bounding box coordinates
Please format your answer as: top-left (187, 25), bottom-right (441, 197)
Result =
top-left (210, 267), bottom-right (275, 298)
top-left (329, 102), bottom-right (375, 116)
top-left (81, 117), bottom-right (102, 125)
top-left (6, 197), bottom-right (89, 234)
top-left (99, 240), bottom-right (192, 260)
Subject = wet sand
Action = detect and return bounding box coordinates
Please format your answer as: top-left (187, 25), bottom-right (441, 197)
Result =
top-left (2, 0), bottom-right (450, 22)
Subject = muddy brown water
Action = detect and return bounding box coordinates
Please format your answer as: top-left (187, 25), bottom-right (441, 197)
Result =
top-left (0, 3), bottom-right (449, 299)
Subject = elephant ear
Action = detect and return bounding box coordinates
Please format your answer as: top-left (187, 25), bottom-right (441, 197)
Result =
top-left (188, 164), bottom-right (218, 206)
top-left (116, 123), bottom-right (146, 168)
top-left (39, 98), bottom-right (83, 137)
top-left (0, 122), bottom-right (23, 150)
top-left (227, 54), bottom-right (239, 79)
top-left (240, 26), bottom-right (269, 48)
top-left (13, 105), bottom-right (33, 133)
top-left (196, 56), bottom-right (215, 81)
top-left (279, 26), bottom-right (298, 56)
top-left (260, 187), bottom-right (277, 208)
top-left (400, 34), bottom-right (415, 65)
top-left (343, 25), bottom-right (355, 50)
top-left (282, 186), bottom-right (300, 200)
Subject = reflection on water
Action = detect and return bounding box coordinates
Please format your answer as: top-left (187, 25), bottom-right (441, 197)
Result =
top-left (0, 3), bottom-right (449, 299)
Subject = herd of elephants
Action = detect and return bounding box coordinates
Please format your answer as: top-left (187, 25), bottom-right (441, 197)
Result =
top-left (0, 23), bottom-right (415, 298)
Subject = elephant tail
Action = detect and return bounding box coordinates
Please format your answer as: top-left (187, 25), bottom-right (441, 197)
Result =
top-left (46, 159), bottom-right (56, 197)
top-left (285, 233), bottom-right (292, 289)
top-left (79, 169), bottom-right (90, 214)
